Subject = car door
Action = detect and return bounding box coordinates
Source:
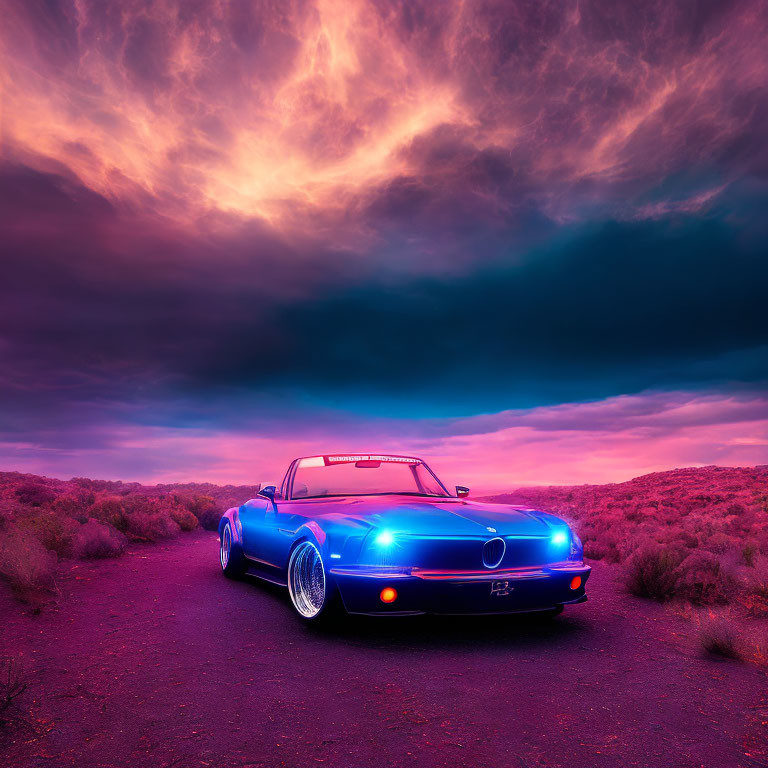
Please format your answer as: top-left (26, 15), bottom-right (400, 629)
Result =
top-left (257, 497), bottom-right (305, 571)
top-left (238, 497), bottom-right (270, 560)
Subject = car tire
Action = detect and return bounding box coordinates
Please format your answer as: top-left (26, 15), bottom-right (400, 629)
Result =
top-left (220, 521), bottom-right (246, 578)
top-left (287, 540), bottom-right (341, 624)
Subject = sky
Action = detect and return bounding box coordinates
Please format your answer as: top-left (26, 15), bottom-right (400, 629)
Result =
top-left (1, 0), bottom-right (767, 491)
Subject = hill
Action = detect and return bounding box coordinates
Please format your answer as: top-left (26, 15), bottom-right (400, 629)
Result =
top-left (483, 464), bottom-right (768, 562)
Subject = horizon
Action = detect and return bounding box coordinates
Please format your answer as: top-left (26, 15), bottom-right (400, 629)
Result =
top-left (2, 1), bottom-right (768, 483)
top-left (3, 459), bottom-right (765, 498)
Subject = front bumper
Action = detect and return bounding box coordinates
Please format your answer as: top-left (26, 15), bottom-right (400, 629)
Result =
top-left (330, 562), bottom-right (591, 616)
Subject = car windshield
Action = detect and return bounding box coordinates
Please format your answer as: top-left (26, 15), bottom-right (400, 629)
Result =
top-left (290, 455), bottom-right (449, 499)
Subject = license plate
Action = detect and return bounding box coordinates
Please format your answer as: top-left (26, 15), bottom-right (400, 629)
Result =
top-left (491, 580), bottom-right (513, 596)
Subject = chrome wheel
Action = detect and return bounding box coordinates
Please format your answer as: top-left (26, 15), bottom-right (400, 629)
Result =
top-left (288, 541), bottom-right (326, 618)
top-left (220, 524), bottom-right (231, 570)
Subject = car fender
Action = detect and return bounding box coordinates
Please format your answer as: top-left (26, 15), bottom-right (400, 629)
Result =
top-left (289, 522), bottom-right (325, 556)
top-left (218, 507), bottom-right (242, 544)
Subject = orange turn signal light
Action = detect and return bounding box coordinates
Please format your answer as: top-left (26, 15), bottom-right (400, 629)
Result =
top-left (380, 587), bottom-right (398, 603)
top-left (570, 576), bottom-right (582, 590)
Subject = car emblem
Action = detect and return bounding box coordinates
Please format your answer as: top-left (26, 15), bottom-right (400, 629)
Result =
top-left (491, 580), bottom-right (513, 596)
top-left (487, 527), bottom-right (496, 533)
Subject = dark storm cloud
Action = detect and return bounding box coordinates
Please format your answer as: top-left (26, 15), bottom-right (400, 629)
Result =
top-left (1, 162), bottom-right (766, 432)
top-left (207, 208), bottom-right (768, 412)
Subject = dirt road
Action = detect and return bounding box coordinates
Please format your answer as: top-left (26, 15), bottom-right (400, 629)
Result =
top-left (2, 530), bottom-right (766, 767)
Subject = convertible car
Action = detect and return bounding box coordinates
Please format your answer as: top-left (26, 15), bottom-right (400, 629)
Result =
top-left (218, 454), bottom-right (590, 621)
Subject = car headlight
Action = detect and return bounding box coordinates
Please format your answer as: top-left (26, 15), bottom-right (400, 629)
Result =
top-left (551, 530), bottom-right (568, 546)
top-left (374, 530), bottom-right (395, 547)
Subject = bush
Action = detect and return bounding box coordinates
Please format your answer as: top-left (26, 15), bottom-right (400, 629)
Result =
top-left (582, 537), bottom-right (605, 560)
top-left (125, 509), bottom-right (180, 542)
top-left (169, 505), bottom-right (198, 532)
top-left (187, 495), bottom-right (222, 531)
top-left (89, 498), bottom-right (127, 532)
top-left (0, 499), bottom-right (21, 526)
top-left (52, 494), bottom-right (90, 522)
top-left (624, 544), bottom-right (684, 601)
top-left (72, 520), bottom-right (126, 559)
top-left (0, 528), bottom-right (57, 602)
top-left (14, 482), bottom-right (56, 507)
top-left (198, 506), bottom-right (222, 531)
top-left (197, 505), bottom-right (222, 531)
top-left (743, 542), bottom-right (758, 567)
top-left (706, 532), bottom-right (740, 554)
top-left (18, 511), bottom-right (79, 558)
top-left (581, 528), bottom-right (628, 563)
top-left (674, 551), bottom-right (732, 605)
top-left (698, 612), bottom-right (743, 659)
top-left (739, 558), bottom-right (768, 617)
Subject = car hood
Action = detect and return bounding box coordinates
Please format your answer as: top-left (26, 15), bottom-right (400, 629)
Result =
top-left (307, 496), bottom-right (560, 536)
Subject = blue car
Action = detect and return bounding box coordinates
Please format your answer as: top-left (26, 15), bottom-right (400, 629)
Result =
top-left (218, 454), bottom-right (590, 622)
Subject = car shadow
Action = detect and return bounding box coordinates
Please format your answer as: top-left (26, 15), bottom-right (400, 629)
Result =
top-left (238, 570), bottom-right (592, 652)
top-left (310, 610), bottom-right (591, 652)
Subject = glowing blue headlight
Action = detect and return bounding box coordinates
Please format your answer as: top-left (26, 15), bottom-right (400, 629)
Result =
top-left (375, 530), bottom-right (395, 547)
top-left (551, 530), bottom-right (568, 546)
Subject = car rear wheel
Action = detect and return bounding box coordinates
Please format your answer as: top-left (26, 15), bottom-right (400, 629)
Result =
top-left (287, 541), bottom-right (339, 622)
top-left (220, 521), bottom-right (246, 578)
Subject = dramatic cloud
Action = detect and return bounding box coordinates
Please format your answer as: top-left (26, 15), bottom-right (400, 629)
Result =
top-left (2, 0), bottom-right (767, 483)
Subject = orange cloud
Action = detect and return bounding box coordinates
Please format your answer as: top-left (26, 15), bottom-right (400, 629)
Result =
top-left (5, 0), bottom-right (767, 236)
top-left (3, 0), bottom-right (467, 229)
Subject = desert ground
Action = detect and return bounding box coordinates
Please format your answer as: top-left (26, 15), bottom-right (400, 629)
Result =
top-left (2, 529), bottom-right (766, 768)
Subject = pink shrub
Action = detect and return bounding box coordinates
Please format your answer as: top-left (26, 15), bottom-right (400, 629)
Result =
top-left (0, 499), bottom-right (21, 527)
top-left (89, 498), bottom-right (128, 532)
top-left (197, 506), bottom-right (222, 532)
top-left (582, 537), bottom-right (608, 560)
top-left (14, 482), bottom-right (55, 507)
top-left (624, 544), bottom-right (685, 601)
top-left (168, 504), bottom-right (198, 532)
top-left (18, 511), bottom-right (79, 558)
top-left (674, 551), bottom-right (732, 605)
top-left (0, 527), bottom-right (57, 603)
top-left (583, 535), bottom-right (623, 563)
top-left (706, 532), bottom-right (741, 553)
top-left (186, 495), bottom-right (222, 531)
top-left (698, 611), bottom-right (743, 659)
top-left (52, 494), bottom-right (91, 522)
top-left (125, 508), bottom-right (181, 542)
top-left (738, 557), bottom-right (768, 618)
top-left (742, 542), bottom-right (758, 567)
top-left (72, 520), bottom-right (126, 559)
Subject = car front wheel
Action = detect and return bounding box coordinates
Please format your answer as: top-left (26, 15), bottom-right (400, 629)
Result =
top-left (287, 541), bottom-right (339, 622)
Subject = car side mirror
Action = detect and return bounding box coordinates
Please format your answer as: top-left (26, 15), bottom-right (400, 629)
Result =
top-left (257, 483), bottom-right (278, 502)
top-left (456, 485), bottom-right (470, 498)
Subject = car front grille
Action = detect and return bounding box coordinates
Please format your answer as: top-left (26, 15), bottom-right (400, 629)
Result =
top-left (361, 535), bottom-right (557, 571)
top-left (482, 538), bottom-right (505, 568)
